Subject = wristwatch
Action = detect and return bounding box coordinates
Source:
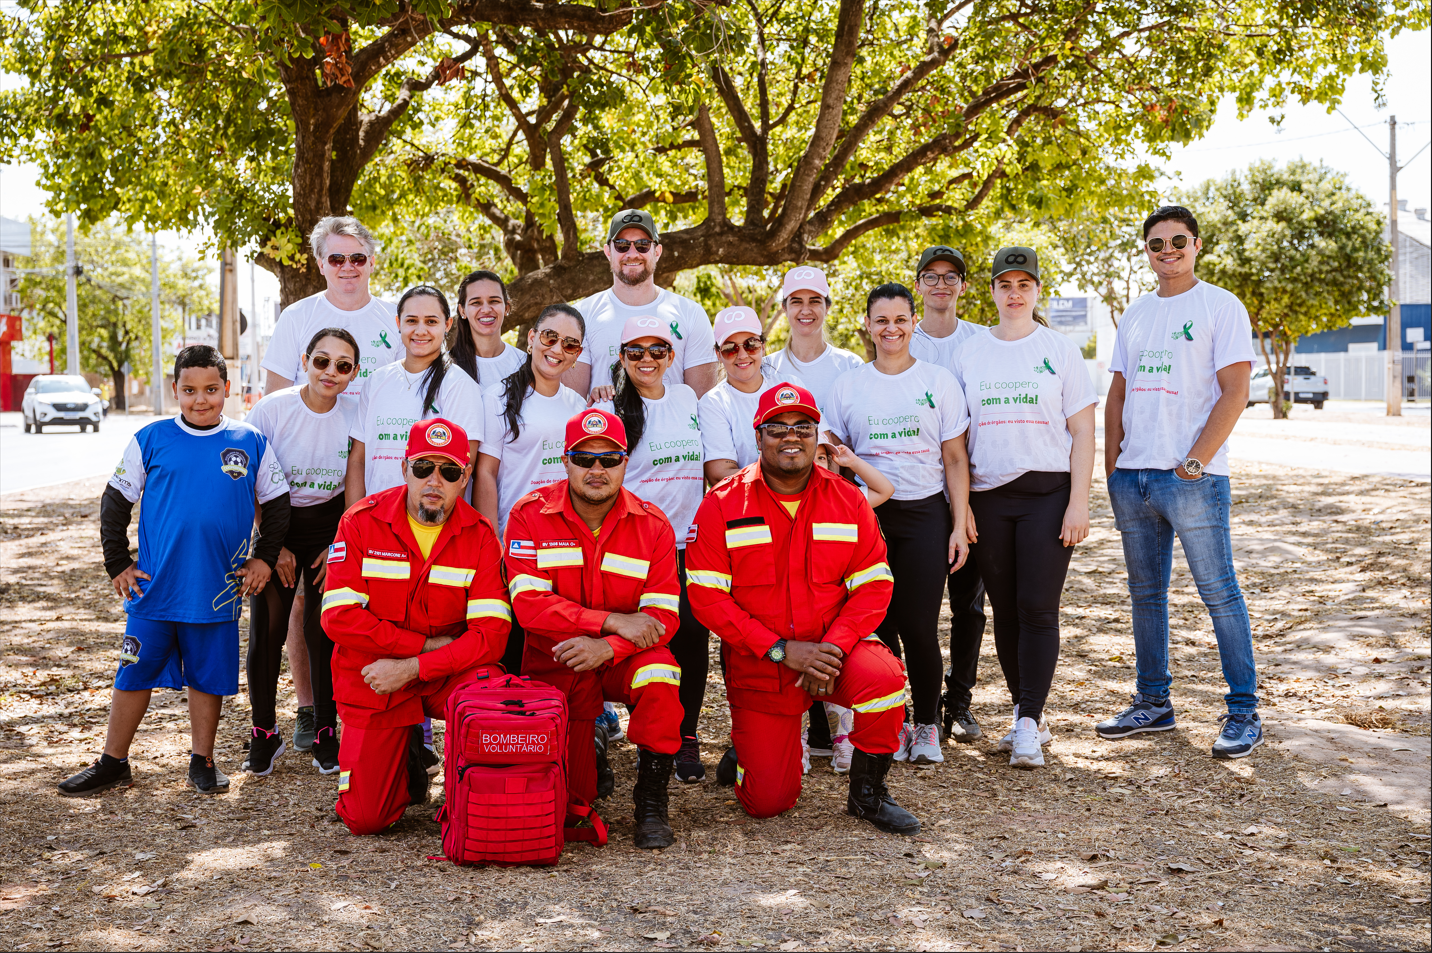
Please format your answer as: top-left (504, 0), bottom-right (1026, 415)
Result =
top-left (765, 639), bottom-right (788, 664)
top-left (1181, 456), bottom-right (1204, 477)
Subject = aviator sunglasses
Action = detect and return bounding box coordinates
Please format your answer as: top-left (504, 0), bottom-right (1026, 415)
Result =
top-left (610, 238), bottom-right (656, 254)
top-left (538, 328), bottom-right (584, 354)
top-left (309, 355), bottom-right (356, 375)
top-left (717, 336), bottom-right (765, 358)
top-left (1145, 235), bottom-right (1192, 253)
top-left (409, 459), bottom-right (465, 482)
top-left (621, 343), bottom-right (673, 361)
top-left (325, 253), bottom-right (370, 268)
top-left (567, 450), bottom-right (628, 469)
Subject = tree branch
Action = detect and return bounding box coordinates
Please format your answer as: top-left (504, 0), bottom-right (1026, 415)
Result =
top-left (711, 65), bottom-right (765, 225)
top-left (695, 103), bottom-right (727, 224)
top-left (547, 96), bottom-right (583, 260)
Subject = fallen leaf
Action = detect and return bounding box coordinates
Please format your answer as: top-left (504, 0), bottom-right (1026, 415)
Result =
top-left (921, 860), bottom-right (946, 870)
top-left (644, 932), bottom-right (672, 941)
top-left (233, 912), bottom-right (258, 925)
top-left (1155, 933), bottom-right (1181, 946)
top-left (1081, 851), bottom-right (1105, 861)
top-left (779, 943), bottom-right (799, 951)
top-left (1167, 863), bottom-right (1198, 873)
top-left (1065, 886), bottom-right (1092, 895)
top-left (1039, 872), bottom-right (1058, 881)
top-left (132, 851), bottom-right (155, 861)
top-left (962, 908), bottom-right (986, 920)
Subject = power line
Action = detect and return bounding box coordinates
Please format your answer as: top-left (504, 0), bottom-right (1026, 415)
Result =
top-left (1178, 119), bottom-right (1421, 153)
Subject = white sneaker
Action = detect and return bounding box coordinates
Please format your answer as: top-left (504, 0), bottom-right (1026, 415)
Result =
top-left (998, 715), bottom-right (1052, 752)
top-left (801, 732), bottom-right (811, 775)
top-left (908, 723), bottom-right (944, 764)
top-left (892, 722), bottom-right (915, 762)
top-left (827, 704), bottom-right (854, 774)
top-left (1009, 718), bottom-right (1045, 768)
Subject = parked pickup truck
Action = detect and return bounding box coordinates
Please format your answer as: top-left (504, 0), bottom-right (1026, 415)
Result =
top-left (1248, 365), bottom-right (1329, 409)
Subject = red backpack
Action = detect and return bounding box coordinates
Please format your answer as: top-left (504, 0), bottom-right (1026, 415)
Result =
top-left (439, 673), bottom-right (605, 866)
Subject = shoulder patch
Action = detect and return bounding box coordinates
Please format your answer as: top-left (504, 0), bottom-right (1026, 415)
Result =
top-left (327, 541), bottom-right (347, 564)
top-left (508, 539), bottom-right (537, 559)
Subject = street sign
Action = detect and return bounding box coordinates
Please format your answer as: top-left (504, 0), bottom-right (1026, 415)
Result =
top-left (1047, 296), bottom-right (1089, 330)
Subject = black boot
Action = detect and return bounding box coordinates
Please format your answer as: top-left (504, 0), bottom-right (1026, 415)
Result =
top-left (632, 749), bottom-right (675, 849)
top-left (846, 748), bottom-right (920, 835)
top-left (594, 723), bottom-right (615, 801)
top-left (714, 746), bottom-right (739, 786)
top-left (406, 726), bottom-right (430, 807)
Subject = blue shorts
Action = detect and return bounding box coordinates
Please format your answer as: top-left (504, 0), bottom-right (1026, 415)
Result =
top-left (114, 616), bottom-right (240, 696)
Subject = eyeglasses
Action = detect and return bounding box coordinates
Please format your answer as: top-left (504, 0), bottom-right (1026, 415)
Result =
top-left (758, 422), bottom-right (818, 439)
top-left (309, 355), bottom-right (356, 375)
top-left (610, 238), bottom-right (656, 254)
top-left (1146, 235), bottom-right (1191, 253)
top-left (409, 459), bottom-right (464, 482)
top-left (622, 343), bottom-right (673, 361)
top-left (325, 253), bottom-right (370, 268)
top-left (717, 337), bottom-right (765, 357)
top-left (567, 450), bottom-right (627, 469)
top-left (919, 272), bottom-right (964, 286)
top-left (537, 328), bottom-right (583, 354)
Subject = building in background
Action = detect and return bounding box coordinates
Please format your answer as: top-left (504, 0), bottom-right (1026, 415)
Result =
top-left (0, 216), bottom-right (32, 410)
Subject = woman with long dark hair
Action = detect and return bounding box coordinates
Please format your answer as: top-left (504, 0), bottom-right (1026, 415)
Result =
top-left (450, 270), bottom-right (525, 386)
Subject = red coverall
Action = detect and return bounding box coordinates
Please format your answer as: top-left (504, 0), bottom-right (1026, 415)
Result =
top-left (686, 464), bottom-right (905, 818)
top-left (504, 482), bottom-right (684, 805)
top-left (321, 485), bottom-right (510, 834)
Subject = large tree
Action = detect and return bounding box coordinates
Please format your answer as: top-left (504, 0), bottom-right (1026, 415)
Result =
top-left (1180, 160), bottom-right (1390, 419)
top-left (3, 0), bottom-right (1423, 325)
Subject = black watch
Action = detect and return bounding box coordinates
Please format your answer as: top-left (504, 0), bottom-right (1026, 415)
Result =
top-left (766, 639), bottom-right (787, 664)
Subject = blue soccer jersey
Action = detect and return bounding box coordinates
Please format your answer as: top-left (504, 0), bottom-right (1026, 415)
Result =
top-left (108, 416), bottom-right (289, 623)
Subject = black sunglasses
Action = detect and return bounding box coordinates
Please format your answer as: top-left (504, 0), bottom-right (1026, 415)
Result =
top-left (622, 343), bottom-right (673, 361)
top-left (758, 422), bottom-right (818, 439)
top-left (1146, 235), bottom-right (1191, 253)
top-left (538, 328), bottom-right (583, 354)
top-left (717, 336), bottom-right (765, 357)
top-left (325, 253), bottom-right (370, 267)
top-left (309, 354), bottom-right (356, 375)
top-left (610, 238), bottom-right (656, 254)
top-left (409, 459), bottom-right (464, 482)
top-left (567, 450), bottom-right (628, 469)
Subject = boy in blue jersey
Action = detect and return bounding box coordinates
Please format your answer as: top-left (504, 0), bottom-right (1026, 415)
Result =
top-left (58, 346), bottom-right (293, 796)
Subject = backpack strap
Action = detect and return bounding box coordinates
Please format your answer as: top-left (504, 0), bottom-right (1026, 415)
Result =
top-left (563, 798), bottom-right (608, 847)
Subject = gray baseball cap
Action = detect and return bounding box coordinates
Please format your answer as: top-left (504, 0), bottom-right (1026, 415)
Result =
top-left (606, 209), bottom-right (660, 244)
top-left (916, 245), bottom-right (966, 277)
top-left (991, 246), bottom-right (1040, 282)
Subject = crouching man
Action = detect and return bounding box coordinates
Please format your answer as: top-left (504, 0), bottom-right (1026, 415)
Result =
top-left (504, 409), bottom-right (684, 849)
top-left (686, 384), bottom-right (920, 834)
top-left (322, 418), bottom-right (511, 835)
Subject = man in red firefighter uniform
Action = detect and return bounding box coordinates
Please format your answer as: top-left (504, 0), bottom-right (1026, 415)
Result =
top-left (687, 383), bottom-right (920, 835)
top-left (322, 417), bottom-right (510, 835)
top-left (504, 408), bottom-right (684, 850)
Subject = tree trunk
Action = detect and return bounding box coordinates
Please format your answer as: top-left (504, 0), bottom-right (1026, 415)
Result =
top-left (110, 368), bottom-right (127, 412)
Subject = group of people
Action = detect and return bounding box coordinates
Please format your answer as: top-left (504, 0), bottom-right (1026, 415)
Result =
top-left (58, 203), bottom-right (1265, 848)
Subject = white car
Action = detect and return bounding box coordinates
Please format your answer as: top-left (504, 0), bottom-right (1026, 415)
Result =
top-left (22, 375), bottom-right (105, 433)
top-left (1248, 364), bottom-right (1328, 410)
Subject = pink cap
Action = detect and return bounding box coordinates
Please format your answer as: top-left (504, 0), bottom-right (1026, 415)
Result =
top-left (712, 306), bottom-right (764, 344)
top-left (781, 265), bottom-right (831, 301)
top-left (619, 314), bottom-right (674, 346)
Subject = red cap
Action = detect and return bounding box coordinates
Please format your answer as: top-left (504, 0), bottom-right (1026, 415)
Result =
top-left (753, 382), bottom-right (821, 429)
top-left (565, 408), bottom-right (628, 452)
top-left (406, 417), bottom-right (471, 467)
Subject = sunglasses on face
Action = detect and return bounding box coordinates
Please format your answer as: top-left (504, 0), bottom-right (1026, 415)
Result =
top-left (537, 328), bottom-right (583, 354)
top-left (409, 459), bottom-right (464, 482)
top-left (759, 422), bottom-right (818, 440)
top-left (919, 272), bottom-right (964, 287)
top-left (567, 450), bottom-right (627, 469)
top-left (1146, 235), bottom-right (1192, 253)
top-left (309, 355), bottom-right (356, 375)
top-left (622, 343), bottom-right (673, 362)
top-left (717, 336), bottom-right (765, 357)
top-left (610, 239), bottom-right (655, 254)
top-left (325, 253), bottom-right (370, 268)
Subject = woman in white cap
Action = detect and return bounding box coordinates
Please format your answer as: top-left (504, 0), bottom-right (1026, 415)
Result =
top-left (767, 266), bottom-right (865, 409)
top-left (953, 247), bottom-right (1096, 769)
top-left (594, 316), bottom-right (709, 782)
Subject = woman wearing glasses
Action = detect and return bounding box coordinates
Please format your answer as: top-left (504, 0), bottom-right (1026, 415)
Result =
top-left (474, 303), bottom-right (588, 673)
top-left (593, 315), bottom-right (709, 782)
top-left (450, 270), bottom-right (527, 387)
top-left (823, 283), bottom-right (971, 768)
top-left (243, 328), bottom-right (361, 778)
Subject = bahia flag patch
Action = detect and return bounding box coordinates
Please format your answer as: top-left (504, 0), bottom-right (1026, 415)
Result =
top-left (327, 541), bottom-right (347, 563)
top-left (508, 539), bottom-right (537, 559)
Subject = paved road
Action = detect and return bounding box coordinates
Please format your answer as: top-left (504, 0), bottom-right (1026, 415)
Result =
top-left (0, 411), bottom-right (158, 495)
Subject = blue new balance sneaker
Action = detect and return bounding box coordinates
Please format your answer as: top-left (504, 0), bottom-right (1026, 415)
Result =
top-left (1095, 693), bottom-right (1176, 739)
top-left (597, 702), bottom-right (625, 743)
top-left (1211, 713), bottom-right (1264, 759)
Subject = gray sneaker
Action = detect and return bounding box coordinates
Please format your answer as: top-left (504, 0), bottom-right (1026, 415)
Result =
top-left (1211, 713), bottom-right (1264, 760)
top-left (293, 706), bottom-right (316, 752)
top-left (1095, 693), bottom-right (1175, 739)
top-left (907, 723), bottom-right (944, 764)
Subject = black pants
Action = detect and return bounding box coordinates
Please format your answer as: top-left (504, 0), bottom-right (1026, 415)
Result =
top-left (501, 617), bottom-right (526, 676)
top-left (667, 549), bottom-right (710, 739)
top-left (942, 557), bottom-right (987, 711)
top-left (874, 493), bottom-right (953, 726)
top-left (968, 471), bottom-right (1072, 724)
top-left (246, 496), bottom-right (344, 733)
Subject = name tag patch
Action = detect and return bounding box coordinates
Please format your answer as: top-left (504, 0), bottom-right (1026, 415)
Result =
top-left (537, 540), bottom-right (584, 570)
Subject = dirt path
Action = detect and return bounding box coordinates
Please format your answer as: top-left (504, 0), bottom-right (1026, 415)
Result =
top-left (0, 464), bottom-right (1428, 952)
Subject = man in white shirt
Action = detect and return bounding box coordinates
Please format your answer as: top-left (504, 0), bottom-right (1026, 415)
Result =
top-left (766, 266), bottom-right (865, 409)
top-left (565, 210), bottom-right (718, 399)
top-left (1099, 205), bottom-right (1261, 761)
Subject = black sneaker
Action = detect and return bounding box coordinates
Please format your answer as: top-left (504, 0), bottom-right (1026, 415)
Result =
top-left (714, 746), bottom-right (739, 786)
top-left (58, 756), bottom-right (133, 797)
top-left (311, 726), bottom-right (340, 775)
top-left (418, 742), bottom-right (440, 778)
top-left (188, 754), bottom-right (230, 795)
top-left (406, 727), bottom-right (430, 806)
top-left (674, 735), bottom-right (705, 783)
top-left (946, 707), bottom-right (982, 743)
top-left (594, 724), bottom-right (615, 800)
top-left (293, 706), bottom-right (316, 752)
top-left (242, 726), bottom-right (286, 776)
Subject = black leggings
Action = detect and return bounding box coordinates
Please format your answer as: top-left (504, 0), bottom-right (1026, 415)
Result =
top-left (246, 496), bottom-right (344, 733)
top-left (874, 493), bottom-right (953, 726)
top-left (667, 549), bottom-right (710, 739)
top-left (968, 471), bottom-right (1072, 724)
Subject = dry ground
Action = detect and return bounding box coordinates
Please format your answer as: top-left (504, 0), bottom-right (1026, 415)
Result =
top-left (0, 460), bottom-right (1428, 953)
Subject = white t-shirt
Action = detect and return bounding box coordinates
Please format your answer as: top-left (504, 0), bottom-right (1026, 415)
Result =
top-left (244, 386), bottom-right (355, 507)
top-left (261, 292), bottom-right (401, 401)
top-left (593, 384), bottom-right (704, 548)
top-left (954, 325), bottom-right (1098, 491)
top-left (350, 361), bottom-right (485, 495)
top-left (909, 319), bottom-right (984, 371)
top-left (698, 366), bottom-right (808, 469)
top-left (766, 343), bottom-right (865, 410)
top-left (469, 342), bottom-right (527, 390)
top-left (478, 382), bottom-right (586, 537)
top-left (823, 360), bottom-right (969, 501)
top-left (1110, 280), bottom-right (1256, 475)
top-left (573, 288), bottom-right (717, 391)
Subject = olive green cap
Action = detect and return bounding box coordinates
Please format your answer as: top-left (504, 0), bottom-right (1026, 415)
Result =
top-left (916, 245), bottom-right (966, 277)
top-left (605, 209), bottom-right (660, 244)
top-left (991, 246), bottom-right (1040, 282)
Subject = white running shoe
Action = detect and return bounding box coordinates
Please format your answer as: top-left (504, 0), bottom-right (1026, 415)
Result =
top-left (908, 723), bottom-right (944, 764)
top-left (892, 722), bottom-right (915, 762)
top-left (1009, 718), bottom-right (1046, 769)
top-left (801, 732), bottom-right (811, 775)
top-left (998, 715), bottom-right (1052, 752)
top-left (828, 704), bottom-right (854, 774)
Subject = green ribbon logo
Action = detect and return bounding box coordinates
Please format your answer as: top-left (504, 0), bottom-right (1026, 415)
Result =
top-left (917, 391), bottom-right (935, 408)
top-left (378, 331), bottom-right (392, 349)
top-left (689, 414), bottom-right (700, 430)
top-left (1172, 321), bottom-right (1193, 341)
top-left (1043, 358), bottom-right (1056, 375)
top-left (669, 320), bottom-right (683, 341)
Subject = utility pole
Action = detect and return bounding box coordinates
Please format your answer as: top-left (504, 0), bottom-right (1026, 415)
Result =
top-left (64, 213), bottom-right (79, 375)
top-left (249, 254), bottom-right (260, 403)
top-left (151, 234), bottom-right (164, 416)
top-left (1386, 117), bottom-right (1402, 417)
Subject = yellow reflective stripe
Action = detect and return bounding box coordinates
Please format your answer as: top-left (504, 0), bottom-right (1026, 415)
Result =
top-left (852, 688), bottom-right (906, 714)
top-left (638, 591), bottom-right (680, 612)
top-left (467, 598), bottom-right (513, 621)
top-left (508, 574), bottom-right (554, 597)
top-left (725, 525), bottom-right (772, 548)
top-left (537, 548), bottom-right (584, 569)
top-left (862, 633), bottom-right (883, 642)
top-left (600, 551), bottom-right (650, 579)
top-left (630, 662), bottom-right (682, 690)
top-left (429, 564), bottom-right (475, 587)
top-left (338, 770), bottom-right (351, 792)
top-left (322, 587), bottom-right (369, 612)
top-left (735, 763), bottom-right (745, 786)
top-left (362, 557), bottom-right (411, 580)
top-left (845, 561), bottom-right (893, 591)
top-left (812, 522), bottom-right (859, 542)
top-left (686, 570), bottom-right (732, 592)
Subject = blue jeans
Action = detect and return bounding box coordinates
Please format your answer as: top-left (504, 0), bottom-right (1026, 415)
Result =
top-left (1106, 468), bottom-right (1258, 714)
